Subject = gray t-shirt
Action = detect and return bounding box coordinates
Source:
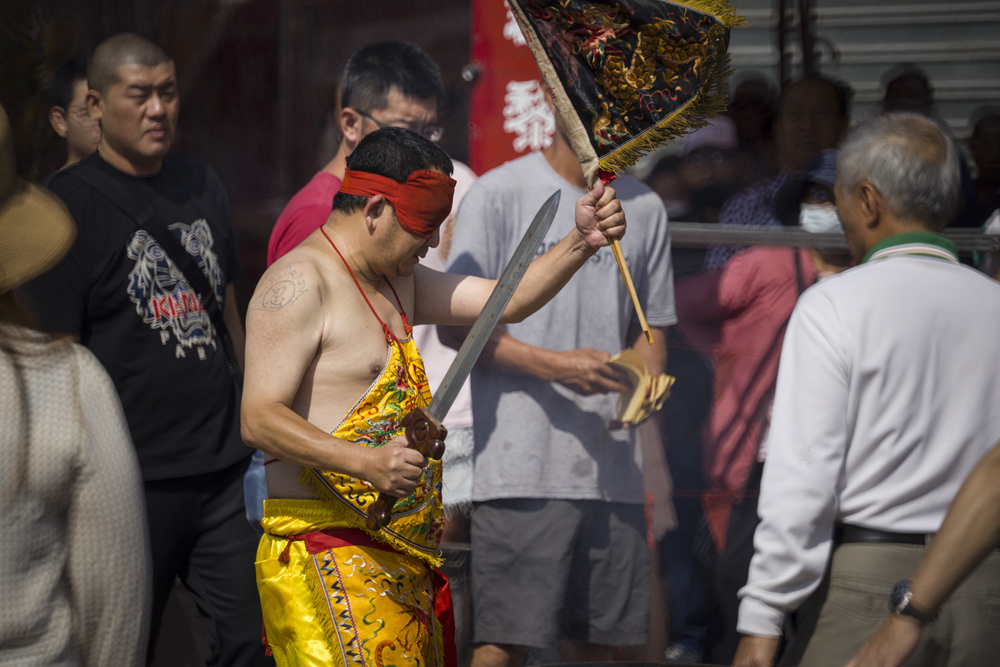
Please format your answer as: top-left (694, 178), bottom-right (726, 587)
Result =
top-left (447, 152), bottom-right (676, 503)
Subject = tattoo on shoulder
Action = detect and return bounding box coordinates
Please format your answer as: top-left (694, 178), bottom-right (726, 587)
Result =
top-left (254, 266), bottom-right (309, 311)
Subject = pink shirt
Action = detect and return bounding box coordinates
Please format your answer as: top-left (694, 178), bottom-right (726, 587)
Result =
top-left (267, 171), bottom-right (342, 265)
top-left (676, 247), bottom-right (817, 504)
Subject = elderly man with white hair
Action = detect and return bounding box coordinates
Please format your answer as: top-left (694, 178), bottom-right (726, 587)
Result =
top-left (732, 112), bottom-right (1000, 667)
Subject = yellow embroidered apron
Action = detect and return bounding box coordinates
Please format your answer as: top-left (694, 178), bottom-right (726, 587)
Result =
top-left (298, 325), bottom-right (443, 562)
top-left (256, 502), bottom-right (448, 667)
top-left (256, 234), bottom-right (447, 666)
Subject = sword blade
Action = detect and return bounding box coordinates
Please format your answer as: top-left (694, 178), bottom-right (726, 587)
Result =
top-left (426, 189), bottom-right (561, 419)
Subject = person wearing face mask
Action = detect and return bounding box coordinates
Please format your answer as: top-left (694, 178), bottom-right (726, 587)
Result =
top-left (672, 149), bottom-right (851, 663)
top-left (703, 75), bottom-right (853, 271)
top-left (798, 197), bottom-right (842, 233)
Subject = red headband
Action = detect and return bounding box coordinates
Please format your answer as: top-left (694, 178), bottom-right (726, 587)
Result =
top-left (340, 167), bottom-right (456, 238)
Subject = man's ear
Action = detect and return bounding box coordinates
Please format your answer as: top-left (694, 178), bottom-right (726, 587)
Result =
top-left (340, 107), bottom-right (365, 149)
top-left (86, 90), bottom-right (103, 122)
top-left (362, 194), bottom-right (388, 233)
top-left (49, 107), bottom-right (69, 138)
top-left (856, 181), bottom-right (883, 230)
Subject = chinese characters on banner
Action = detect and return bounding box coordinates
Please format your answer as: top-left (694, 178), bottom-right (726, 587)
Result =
top-left (469, 0), bottom-right (555, 175)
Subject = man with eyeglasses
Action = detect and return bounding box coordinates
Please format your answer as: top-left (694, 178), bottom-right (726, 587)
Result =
top-left (266, 40), bottom-right (445, 266)
top-left (41, 54), bottom-right (101, 184)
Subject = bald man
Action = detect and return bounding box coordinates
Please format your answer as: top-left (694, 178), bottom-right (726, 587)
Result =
top-left (23, 32), bottom-right (270, 666)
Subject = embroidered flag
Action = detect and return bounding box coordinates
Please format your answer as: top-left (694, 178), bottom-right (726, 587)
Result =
top-left (508, 0), bottom-right (744, 343)
top-left (507, 0), bottom-right (745, 184)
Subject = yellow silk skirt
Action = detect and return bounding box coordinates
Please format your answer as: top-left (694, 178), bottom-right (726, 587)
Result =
top-left (256, 499), bottom-right (448, 667)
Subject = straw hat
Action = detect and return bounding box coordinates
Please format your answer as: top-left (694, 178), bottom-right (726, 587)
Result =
top-left (0, 104), bottom-right (77, 293)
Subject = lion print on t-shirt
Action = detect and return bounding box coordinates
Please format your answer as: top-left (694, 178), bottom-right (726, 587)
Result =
top-left (126, 219), bottom-right (224, 361)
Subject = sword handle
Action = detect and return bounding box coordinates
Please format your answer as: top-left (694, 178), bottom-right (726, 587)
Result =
top-left (365, 406), bottom-right (448, 530)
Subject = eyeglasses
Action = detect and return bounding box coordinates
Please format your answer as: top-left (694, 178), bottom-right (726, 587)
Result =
top-left (59, 104), bottom-right (98, 125)
top-left (357, 110), bottom-right (444, 143)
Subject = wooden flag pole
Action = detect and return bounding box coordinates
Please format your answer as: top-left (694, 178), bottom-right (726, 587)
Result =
top-left (609, 237), bottom-right (653, 344)
top-left (595, 170), bottom-right (654, 345)
top-left (611, 239), bottom-right (653, 345)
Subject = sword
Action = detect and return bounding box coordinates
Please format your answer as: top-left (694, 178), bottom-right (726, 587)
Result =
top-left (365, 190), bottom-right (561, 529)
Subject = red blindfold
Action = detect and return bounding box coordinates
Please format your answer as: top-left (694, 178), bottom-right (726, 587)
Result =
top-left (340, 168), bottom-right (456, 238)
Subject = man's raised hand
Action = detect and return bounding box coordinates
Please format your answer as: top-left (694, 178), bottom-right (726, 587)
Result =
top-left (574, 180), bottom-right (626, 249)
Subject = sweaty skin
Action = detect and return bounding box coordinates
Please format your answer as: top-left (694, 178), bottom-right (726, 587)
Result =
top-left (242, 181), bottom-right (627, 501)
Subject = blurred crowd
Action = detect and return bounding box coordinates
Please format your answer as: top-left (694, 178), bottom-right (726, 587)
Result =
top-left (2, 17), bottom-right (999, 667)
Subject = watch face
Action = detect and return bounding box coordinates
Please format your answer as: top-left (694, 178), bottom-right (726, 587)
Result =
top-left (888, 578), bottom-right (937, 624)
top-left (889, 579), bottom-right (911, 611)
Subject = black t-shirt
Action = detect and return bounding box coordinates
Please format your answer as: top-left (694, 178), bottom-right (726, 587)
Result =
top-left (22, 152), bottom-right (247, 480)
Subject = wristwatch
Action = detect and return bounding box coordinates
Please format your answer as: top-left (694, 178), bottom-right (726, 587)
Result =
top-left (888, 578), bottom-right (938, 624)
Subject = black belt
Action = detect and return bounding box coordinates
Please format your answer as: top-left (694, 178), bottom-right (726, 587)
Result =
top-left (834, 524), bottom-right (929, 546)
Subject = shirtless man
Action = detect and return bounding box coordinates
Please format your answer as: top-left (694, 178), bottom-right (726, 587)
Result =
top-left (241, 127), bottom-right (626, 667)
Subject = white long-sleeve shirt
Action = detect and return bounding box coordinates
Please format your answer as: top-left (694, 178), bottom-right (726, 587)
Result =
top-left (737, 233), bottom-right (1000, 637)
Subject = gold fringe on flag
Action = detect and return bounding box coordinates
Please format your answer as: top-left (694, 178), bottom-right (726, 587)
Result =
top-left (509, 0), bottom-right (746, 184)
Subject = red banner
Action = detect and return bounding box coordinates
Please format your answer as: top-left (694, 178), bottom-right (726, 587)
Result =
top-left (469, 0), bottom-right (555, 175)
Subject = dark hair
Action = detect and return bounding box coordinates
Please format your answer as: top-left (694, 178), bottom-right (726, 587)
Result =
top-left (48, 55), bottom-right (89, 109)
top-left (88, 32), bottom-right (172, 95)
top-left (332, 127), bottom-right (453, 215)
top-left (778, 74), bottom-right (854, 120)
top-left (340, 41), bottom-right (445, 115)
top-left (881, 63), bottom-right (934, 113)
top-left (881, 63), bottom-right (931, 91)
top-left (971, 105), bottom-right (1000, 138)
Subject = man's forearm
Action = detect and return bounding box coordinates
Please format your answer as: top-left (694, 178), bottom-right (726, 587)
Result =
top-left (906, 439), bottom-right (1000, 613)
top-left (846, 440), bottom-right (1000, 667)
top-left (502, 181), bottom-right (624, 322)
top-left (441, 325), bottom-right (630, 398)
top-left (431, 182), bottom-right (623, 329)
top-left (241, 403), bottom-right (372, 480)
top-left (479, 328), bottom-right (562, 380)
top-left (628, 325), bottom-right (668, 375)
top-left (438, 324), bottom-right (563, 381)
top-left (732, 634), bottom-right (781, 667)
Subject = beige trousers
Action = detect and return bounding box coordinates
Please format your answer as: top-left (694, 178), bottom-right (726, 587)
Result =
top-left (788, 541), bottom-right (1000, 667)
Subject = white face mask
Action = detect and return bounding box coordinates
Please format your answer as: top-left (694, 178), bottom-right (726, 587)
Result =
top-left (799, 203), bottom-right (842, 234)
